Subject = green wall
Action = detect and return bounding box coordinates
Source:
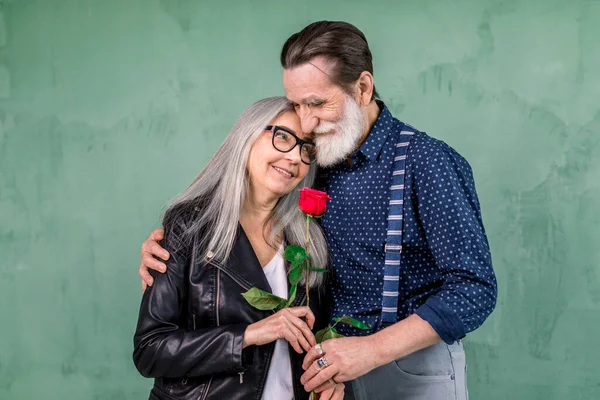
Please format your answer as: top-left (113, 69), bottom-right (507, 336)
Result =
top-left (1, 0), bottom-right (598, 398)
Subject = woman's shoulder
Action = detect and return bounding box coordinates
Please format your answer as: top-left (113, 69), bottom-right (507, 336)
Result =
top-left (163, 199), bottom-right (203, 229)
top-left (162, 198), bottom-right (206, 254)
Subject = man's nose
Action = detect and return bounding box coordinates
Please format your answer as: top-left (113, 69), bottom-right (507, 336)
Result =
top-left (297, 106), bottom-right (319, 134)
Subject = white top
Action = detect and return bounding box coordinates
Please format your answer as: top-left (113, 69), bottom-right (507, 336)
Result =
top-left (261, 249), bottom-right (294, 400)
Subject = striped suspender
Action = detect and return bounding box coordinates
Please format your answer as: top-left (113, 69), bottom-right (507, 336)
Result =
top-left (381, 130), bottom-right (415, 323)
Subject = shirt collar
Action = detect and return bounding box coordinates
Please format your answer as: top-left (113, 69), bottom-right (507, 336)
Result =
top-left (356, 101), bottom-right (398, 163)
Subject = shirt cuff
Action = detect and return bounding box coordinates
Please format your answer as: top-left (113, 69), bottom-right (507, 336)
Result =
top-left (414, 297), bottom-right (467, 344)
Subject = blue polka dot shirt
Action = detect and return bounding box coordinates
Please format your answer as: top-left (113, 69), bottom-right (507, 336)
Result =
top-left (319, 102), bottom-right (497, 344)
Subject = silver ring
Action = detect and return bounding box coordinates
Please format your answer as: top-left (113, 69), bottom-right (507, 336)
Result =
top-left (315, 343), bottom-right (323, 355)
top-left (316, 356), bottom-right (329, 369)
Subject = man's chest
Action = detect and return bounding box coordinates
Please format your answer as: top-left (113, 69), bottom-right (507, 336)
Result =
top-left (321, 156), bottom-right (394, 247)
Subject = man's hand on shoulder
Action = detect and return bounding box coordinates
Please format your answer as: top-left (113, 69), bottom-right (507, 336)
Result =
top-left (139, 228), bottom-right (170, 292)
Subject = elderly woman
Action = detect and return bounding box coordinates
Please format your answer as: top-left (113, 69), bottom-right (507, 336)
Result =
top-left (133, 97), bottom-right (343, 400)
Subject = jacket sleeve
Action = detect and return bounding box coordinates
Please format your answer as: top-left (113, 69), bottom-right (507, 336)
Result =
top-left (132, 216), bottom-right (251, 378)
top-left (411, 144), bottom-right (497, 344)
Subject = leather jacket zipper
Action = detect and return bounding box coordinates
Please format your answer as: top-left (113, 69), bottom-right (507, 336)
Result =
top-left (216, 269), bottom-right (221, 327)
top-left (213, 266), bottom-right (255, 386)
top-left (217, 265), bottom-right (311, 395)
top-left (292, 290), bottom-right (307, 308)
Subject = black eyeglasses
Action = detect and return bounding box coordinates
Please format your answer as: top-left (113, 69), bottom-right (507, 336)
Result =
top-left (265, 125), bottom-right (317, 165)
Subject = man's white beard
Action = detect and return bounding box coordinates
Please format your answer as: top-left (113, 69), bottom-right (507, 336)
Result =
top-left (313, 97), bottom-right (365, 168)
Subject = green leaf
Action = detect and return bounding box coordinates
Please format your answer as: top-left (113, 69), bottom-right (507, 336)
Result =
top-left (286, 284), bottom-right (297, 307)
top-left (283, 245), bottom-right (308, 267)
top-left (314, 326), bottom-right (330, 343)
top-left (333, 316), bottom-right (371, 330)
top-left (241, 287), bottom-right (287, 311)
top-left (309, 391), bottom-right (316, 400)
top-left (315, 324), bottom-right (345, 342)
top-left (322, 327), bottom-right (344, 341)
top-left (288, 266), bottom-right (303, 285)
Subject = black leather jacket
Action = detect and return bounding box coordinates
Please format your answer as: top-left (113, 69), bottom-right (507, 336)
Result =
top-left (133, 221), bottom-right (330, 400)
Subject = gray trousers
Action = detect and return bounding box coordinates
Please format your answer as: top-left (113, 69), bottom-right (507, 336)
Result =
top-left (345, 341), bottom-right (468, 400)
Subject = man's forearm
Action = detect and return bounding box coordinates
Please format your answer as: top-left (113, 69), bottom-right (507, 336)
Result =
top-left (369, 314), bottom-right (442, 367)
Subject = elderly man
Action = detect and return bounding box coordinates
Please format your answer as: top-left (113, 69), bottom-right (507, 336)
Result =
top-left (139, 21), bottom-right (497, 400)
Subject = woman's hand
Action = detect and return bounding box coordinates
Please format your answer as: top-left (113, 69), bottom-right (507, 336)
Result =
top-left (244, 307), bottom-right (316, 353)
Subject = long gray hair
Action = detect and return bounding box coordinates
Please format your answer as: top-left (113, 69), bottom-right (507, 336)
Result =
top-left (163, 97), bottom-right (328, 288)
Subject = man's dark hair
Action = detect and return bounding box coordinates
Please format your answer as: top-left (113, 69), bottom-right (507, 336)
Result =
top-left (281, 21), bottom-right (379, 100)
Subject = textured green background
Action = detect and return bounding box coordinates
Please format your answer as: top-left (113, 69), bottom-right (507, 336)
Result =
top-left (1, 0), bottom-right (599, 398)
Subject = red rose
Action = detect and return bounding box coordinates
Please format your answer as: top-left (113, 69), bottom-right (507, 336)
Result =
top-left (298, 188), bottom-right (332, 216)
